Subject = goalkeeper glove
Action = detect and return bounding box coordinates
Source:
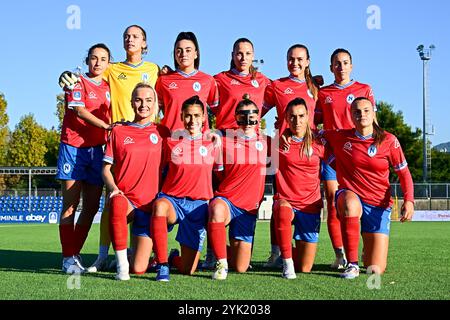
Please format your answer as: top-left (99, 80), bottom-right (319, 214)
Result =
top-left (59, 71), bottom-right (80, 90)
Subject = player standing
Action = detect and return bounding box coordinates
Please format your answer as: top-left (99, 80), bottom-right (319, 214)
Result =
top-left (57, 43), bottom-right (112, 273)
top-left (208, 95), bottom-right (268, 280)
top-left (151, 96), bottom-right (222, 281)
top-left (323, 97), bottom-right (414, 278)
top-left (314, 48), bottom-right (375, 269)
top-left (156, 31), bottom-right (218, 132)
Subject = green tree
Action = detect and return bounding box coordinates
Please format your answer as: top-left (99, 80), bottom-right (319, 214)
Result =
top-left (44, 127), bottom-right (60, 166)
top-left (376, 101), bottom-right (423, 182)
top-left (6, 114), bottom-right (47, 167)
top-left (56, 93), bottom-right (65, 132)
top-left (430, 150), bottom-right (450, 182)
top-left (0, 92), bottom-right (9, 165)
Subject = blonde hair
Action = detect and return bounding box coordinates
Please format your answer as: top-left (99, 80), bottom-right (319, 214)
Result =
top-left (131, 83), bottom-right (159, 121)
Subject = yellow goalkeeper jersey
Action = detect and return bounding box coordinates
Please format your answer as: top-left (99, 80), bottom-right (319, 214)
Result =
top-left (103, 61), bottom-right (159, 122)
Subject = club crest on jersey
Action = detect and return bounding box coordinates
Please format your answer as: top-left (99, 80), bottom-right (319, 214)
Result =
top-left (230, 79), bottom-right (240, 86)
top-left (368, 144), bottom-right (377, 157)
top-left (193, 82), bottom-right (201, 92)
top-left (284, 88), bottom-right (294, 95)
top-left (169, 82), bottom-right (178, 90)
top-left (251, 79), bottom-right (259, 88)
top-left (63, 163), bottom-right (71, 174)
top-left (142, 73), bottom-right (149, 83)
top-left (255, 141), bottom-right (264, 151)
top-left (124, 137), bottom-right (134, 145)
top-left (199, 146), bottom-right (208, 157)
top-left (106, 92), bottom-right (111, 101)
top-left (346, 94), bottom-right (355, 104)
top-left (149, 133), bottom-right (158, 144)
top-left (325, 96), bottom-right (333, 104)
top-left (343, 142), bottom-right (352, 151)
top-left (73, 91), bottom-right (82, 101)
top-left (307, 89), bottom-right (314, 98)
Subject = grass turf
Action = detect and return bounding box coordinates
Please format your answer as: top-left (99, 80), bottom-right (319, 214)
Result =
top-left (0, 221), bottom-right (448, 300)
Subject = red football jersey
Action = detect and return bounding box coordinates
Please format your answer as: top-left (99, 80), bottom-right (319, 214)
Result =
top-left (274, 137), bottom-right (324, 213)
top-left (155, 69), bottom-right (218, 131)
top-left (61, 74), bottom-right (111, 147)
top-left (214, 133), bottom-right (268, 214)
top-left (213, 69), bottom-right (271, 130)
top-left (315, 81), bottom-right (375, 130)
top-left (162, 135), bottom-right (221, 200)
top-left (263, 76), bottom-right (316, 134)
top-left (324, 129), bottom-right (411, 208)
top-left (104, 123), bottom-right (168, 210)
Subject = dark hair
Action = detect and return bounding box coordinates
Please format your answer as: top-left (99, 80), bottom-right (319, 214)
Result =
top-left (123, 25), bottom-right (148, 55)
top-left (235, 93), bottom-right (258, 113)
top-left (85, 43), bottom-right (112, 65)
top-left (285, 97), bottom-right (313, 159)
top-left (230, 38), bottom-right (257, 80)
top-left (287, 44), bottom-right (318, 100)
top-left (330, 48), bottom-right (352, 65)
top-left (182, 95), bottom-right (204, 114)
top-left (351, 97), bottom-right (385, 146)
top-left (173, 31), bottom-right (200, 70)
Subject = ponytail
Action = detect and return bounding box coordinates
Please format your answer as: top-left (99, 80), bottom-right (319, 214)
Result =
top-left (372, 121), bottom-right (386, 146)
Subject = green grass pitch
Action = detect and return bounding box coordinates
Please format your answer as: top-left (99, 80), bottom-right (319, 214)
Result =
top-left (0, 221), bottom-right (448, 300)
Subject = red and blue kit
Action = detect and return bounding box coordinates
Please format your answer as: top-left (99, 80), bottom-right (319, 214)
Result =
top-left (275, 137), bottom-right (324, 213)
top-left (315, 81), bottom-right (374, 130)
top-left (263, 76), bottom-right (316, 133)
top-left (156, 70), bottom-right (219, 131)
top-left (103, 122), bottom-right (168, 210)
top-left (213, 69), bottom-right (271, 130)
top-left (214, 133), bottom-right (268, 214)
top-left (162, 135), bottom-right (222, 200)
top-left (324, 129), bottom-right (414, 208)
top-left (61, 74), bottom-right (111, 147)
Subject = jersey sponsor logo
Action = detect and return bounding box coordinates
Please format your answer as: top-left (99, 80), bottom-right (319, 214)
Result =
top-left (123, 136), bottom-right (135, 145)
top-left (168, 82), bottom-right (178, 90)
top-left (73, 83), bottom-right (82, 90)
top-left (346, 94), bottom-right (355, 104)
top-left (73, 91), bottom-right (82, 101)
top-left (368, 144), bottom-right (377, 157)
top-left (193, 82), bottom-right (201, 92)
top-left (142, 73), bottom-right (149, 83)
top-left (230, 79), bottom-right (240, 86)
top-left (118, 73), bottom-right (127, 80)
top-left (88, 91), bottom-right (98, 100)
top-left (63, 163), bottom-right (71, 174)
top-left (251, 79), bottom-right (259, 88)
top-left (343, 141), bottom-right (352, 152)
top-left (150, 133), bottom-right (159, 144)
top-left (325, 96), bottom-right (333, 104)
top-left (284, 88), bottom-right (294, 95)
top-left (369, 88), bottom-right (374, 97)
top-left (255, 141), bottom-right (264, 151)
top-left (106, 92), bottom-right (111, 101)
top-left (199, 146), bottom-right (208, 157)
top-left (394, 139), bottom-right (400, 149)
top-left (172, 146), bottom-right (183, 156)
top-left (235, 143), bottom-right (243, 149)
top-left (307, 89), bottom-right (314, 98)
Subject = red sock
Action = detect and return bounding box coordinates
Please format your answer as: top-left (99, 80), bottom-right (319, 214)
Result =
top-left (274, 206), bottom-right (293, 259)
top-left (341, 216), bottom-right (360, 263)
top-left (151, 216), bottom-right (168, 263)
top-left (208, 222), bottom-right (227, 260)
top-left (59, 224), bottom-right (75, 257)
top-left (109, 196), bottom-right (129, 251)
top-left (270, 214), bottom-right (278, 246)
top-left (327, 204), bottom-right (343, 249)
top-left (73, 224), bottom-right (91, 255)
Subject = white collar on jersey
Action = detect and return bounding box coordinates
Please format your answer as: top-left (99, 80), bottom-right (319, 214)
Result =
top-left (185, 132), bottom-right (202, 140)
top-left (231, 68), bottom-right (249, 77)
top-left (129, 121), bottom-right (153, 128)
top-left (122, 60), bottom-right (144, 68)
top-left (288, 75), bottom-right (306, 84)
top-left (81, 73), bottom-right (103, 86)
top-left (355, 130), bottom-right (373, 140)
top-left (236, 130), bottom-right (257, 140)
top-left (291, 135), bottom-right (304, 142)
top-left (333, 80), bottom-right (355, 89)
top-left (176, 69), bottom-right (199, 78)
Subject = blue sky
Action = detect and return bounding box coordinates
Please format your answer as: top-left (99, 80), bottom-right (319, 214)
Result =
top-left (0, 0), bottom-right (449, 145)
